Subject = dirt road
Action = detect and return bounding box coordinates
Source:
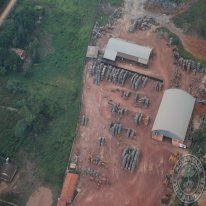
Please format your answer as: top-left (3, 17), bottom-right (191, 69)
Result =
top-left (0, 0), bottom-right (17, 26)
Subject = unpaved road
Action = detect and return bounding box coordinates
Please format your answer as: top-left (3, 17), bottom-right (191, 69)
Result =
top-left (0, 0), bottom-right (17, 26)
top-left (26, 187), bottom-right (53, 206)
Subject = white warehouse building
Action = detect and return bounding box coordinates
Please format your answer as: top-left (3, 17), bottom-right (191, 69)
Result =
top-left (103, 38), bottom-right (153, 65)
top-left (152, 89), bottom-right (195, 147)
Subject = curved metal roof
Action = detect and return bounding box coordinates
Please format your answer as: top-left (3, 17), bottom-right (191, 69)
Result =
top-left (152, 89), bottom-right (195, 141)
top-left (103, 38), bottom-right (153, 64)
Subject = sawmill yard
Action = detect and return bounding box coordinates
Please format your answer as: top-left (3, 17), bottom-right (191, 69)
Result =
top-left (60, 0), bottom-right (206, 206)
top-left (71, 19), bottom-right (181, 206)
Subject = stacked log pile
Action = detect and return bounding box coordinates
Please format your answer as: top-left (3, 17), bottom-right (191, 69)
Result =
top-left (108, 101), bottom-right (128, 116)
top-left (126, 128), bottom-right (136, 139)
top-left (173, 48), bottom-right (206, 73)
top-left (130, 74), bottom-right (149, 90)
top-left (134, 113), bottom-right (150, 126)
top-left (134, 93), bottom-right (150, 108)
top-left (109, 123), bottom-right (123, 137)
top-left (91, 62), bottom-right (131, 86)
top-left (99, 137), bottom-right (106, 146)
top-left (91, 62), bottom-right (164, 93)
top-left (129, 16), bottom-right (157, 33)
top-left (81, 115), bottom-right (88, 126)
top-left (121, 90), bottom-right (131, 100)
top-left (92, 8), bottom-right (122, 43)
top-left (134, 112), bottom-right (143, 125)
top-left (155, 81), bottom-right (163, 91)
top-left (121, 146), bottom-right (141, 173)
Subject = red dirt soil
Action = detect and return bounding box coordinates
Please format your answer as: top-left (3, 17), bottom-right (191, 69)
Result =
top-left (70, 17), bottom-right (189, 206)
top-left (181, 36), bottom-right (206, 61)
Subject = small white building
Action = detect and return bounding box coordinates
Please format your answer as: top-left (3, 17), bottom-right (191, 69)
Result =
top-left (103, 38), bottom-right (153, 65)
top-left (86, 46), bottom-right (99, 58)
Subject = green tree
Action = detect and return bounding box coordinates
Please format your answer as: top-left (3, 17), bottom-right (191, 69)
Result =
top-left (0, 66), bottom-right (6, 75)
top-left (14, 119), bottom-right (28, 138)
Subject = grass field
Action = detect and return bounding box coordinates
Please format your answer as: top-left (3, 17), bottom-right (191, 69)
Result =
top-left (0, 0), bottom-right (122, 202)
top-left (173, 0), bottom-right (206, 39)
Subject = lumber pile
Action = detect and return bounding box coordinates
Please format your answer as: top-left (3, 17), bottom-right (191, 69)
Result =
top-left (121, 146), bottom-right (141, 173)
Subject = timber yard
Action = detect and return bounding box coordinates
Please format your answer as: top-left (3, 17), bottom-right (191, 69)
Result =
top-left (57, 1), bottom-right (206, 206)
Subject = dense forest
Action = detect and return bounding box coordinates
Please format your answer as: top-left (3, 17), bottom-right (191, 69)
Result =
top-left (0, 0), bottom-right (8, 9)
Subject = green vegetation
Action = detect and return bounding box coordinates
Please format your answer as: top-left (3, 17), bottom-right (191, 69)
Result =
top-left (0, 5), bottom-right (40, 75)
top-left (169, 0), bottom-right (184, 4)
top-left (0, 0), bottom-right (98, 188)
top-left (107, 0), bottom-right (123, 6)
top-left (156, 27), bottom-right (206, 66)
top-left (0, 0), bottom-right (8, 11)
top-left (190, 126), bottom-right (206, 157)
top-left (98, 0), bottom-right (122, 26)
top-left (173, 0), bottom-right (206, 39)
top-left (0, 0), bottom-right (123, 204)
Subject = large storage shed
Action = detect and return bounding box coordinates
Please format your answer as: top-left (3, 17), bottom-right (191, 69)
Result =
top-left (57, 173), bottom-right (79, 206)
top-left (103, 38), bottom-right (153, 65)
top-left (152, 89), bottom-right (195, 147)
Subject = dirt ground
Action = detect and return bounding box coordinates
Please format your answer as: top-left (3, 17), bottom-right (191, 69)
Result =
top-left (64, 1), bottom-right (206, 206)
top-left (70, 18), bottom-right (191, 206)
top-left (181, 36), bottom-right (206, 61)
top-left (0, 0), bottom-right (17, 26)
top-left (26, 187), bottom-right (53, 206)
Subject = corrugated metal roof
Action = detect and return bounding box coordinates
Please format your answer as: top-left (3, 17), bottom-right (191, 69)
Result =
top-left (59, 173), bottom-right (78, 204)
top-left (86, 46), bottom-right (99, 58)
top-left (152, 89), bottom-right (195, 141)
top-left (103, 38), bottom-right (152, 64)
top-left (104, 49), bottom-right (117, 61)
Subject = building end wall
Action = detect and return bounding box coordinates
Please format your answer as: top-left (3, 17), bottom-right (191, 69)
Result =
top-left (152, 133), bottom-right (184, 147)
top-left (152, 134), bottom-right (163, 142)
top-left (172, 139), bottom-right (184, 147)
